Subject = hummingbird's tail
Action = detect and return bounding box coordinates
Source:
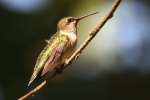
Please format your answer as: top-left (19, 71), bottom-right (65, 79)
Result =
top-left (28, 72), bottom-right (37, 86)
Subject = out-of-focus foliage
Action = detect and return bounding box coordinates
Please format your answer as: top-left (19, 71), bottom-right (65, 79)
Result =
top-left (0, 0), bottom-right (150, 100)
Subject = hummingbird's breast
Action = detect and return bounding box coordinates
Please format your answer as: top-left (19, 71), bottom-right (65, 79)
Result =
top-left (60, 30), bottom-right (77, 45)
top-left (60, 30), bottom-right (77, 61)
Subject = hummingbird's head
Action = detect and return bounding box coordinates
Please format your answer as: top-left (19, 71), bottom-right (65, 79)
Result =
top-left (57, 12), bottom-right (98, 33)
top-left (57, 17), bottom-right (77, 33)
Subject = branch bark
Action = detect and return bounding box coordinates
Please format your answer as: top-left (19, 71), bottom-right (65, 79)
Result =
top-left (18, 0), bottom-right (122, 100)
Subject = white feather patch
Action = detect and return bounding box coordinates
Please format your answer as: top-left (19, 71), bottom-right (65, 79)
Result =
top-left (60, 30), bottom-right (77, 44)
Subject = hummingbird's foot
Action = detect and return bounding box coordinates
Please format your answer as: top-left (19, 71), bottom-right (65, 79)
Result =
top-left (55, 65), bottom-right (64, 74)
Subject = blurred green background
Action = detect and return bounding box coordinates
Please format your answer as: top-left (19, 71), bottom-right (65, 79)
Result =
top-left (0, 0), bottom-right (150, 100)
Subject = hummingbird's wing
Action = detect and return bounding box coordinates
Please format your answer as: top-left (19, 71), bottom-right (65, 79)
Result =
top-left (41, 42), bottom-right (66, 76)
top-left (28, 33), bottom-right (68, 86)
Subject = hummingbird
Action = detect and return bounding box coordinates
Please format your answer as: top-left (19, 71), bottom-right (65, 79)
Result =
top-left (28, 12), bottom-right (98, 86)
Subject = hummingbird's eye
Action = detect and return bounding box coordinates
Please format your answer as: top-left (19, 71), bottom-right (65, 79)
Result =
top-left (67, 18), bottom-right (74, 23)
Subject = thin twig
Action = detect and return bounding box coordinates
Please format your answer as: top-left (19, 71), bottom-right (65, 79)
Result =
top-left (18, 0), bottom-right (122, 100)
top-left (18, 72), bottom-right (57, 100)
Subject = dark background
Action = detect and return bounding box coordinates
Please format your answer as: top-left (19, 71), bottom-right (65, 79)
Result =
top-left (0, 0), bottom-right (150, 100)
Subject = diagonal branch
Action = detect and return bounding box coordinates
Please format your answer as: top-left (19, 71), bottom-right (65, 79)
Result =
top-left (18, 0), bottom-right (122, 100)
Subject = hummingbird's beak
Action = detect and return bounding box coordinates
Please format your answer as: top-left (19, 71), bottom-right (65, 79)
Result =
top-left (75, 12), bottom-right (99, 22)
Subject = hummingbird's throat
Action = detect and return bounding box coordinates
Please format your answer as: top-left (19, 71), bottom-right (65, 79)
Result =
top-left (60, 30), bottom-right (77, 45)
